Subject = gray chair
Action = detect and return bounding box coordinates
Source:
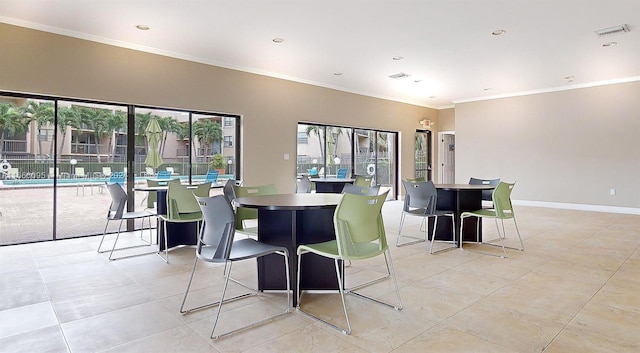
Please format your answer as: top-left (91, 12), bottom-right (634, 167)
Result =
top-left (469, 177), bottom-right (500, 208)
top-left (396, 180), bottom-right (456, 254)
top-left (295, 175), bottom-right (312, 193)
top-left (342, 183), bottom-right (379, 196)
top-left (97, 183), bottom-right (160, 261)
top-left (180, 195), bottom-right (290, 339)
top-left (222, 179), bottom-right (239, 205)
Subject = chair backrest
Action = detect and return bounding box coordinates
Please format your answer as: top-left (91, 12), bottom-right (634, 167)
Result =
top-left (105, 182), bottom-right (127, 220)
top-left (402, 180), bottom-right (437, 214)
top-left (223, 179), bottom-right (238, 204)
top-left (145, 167), bottom-right (155, 176)
top-left (7, 168), bottom-right (19, 179)
top-left (166, 182), bottom-right (211, 219)
top-left (49, 167), bottom-right (59, 178)
top-left (166, 167), bottom-right (175, 174)
top-left (194, 195), bottom-right (236, 263)
top-left (492, 181), bottom-right (516, 219)
top-left (146, 178), bottom-right (179, 208)
top-left (75, 167), bottom-right (85, 178)
top-left (336, 168), bottom-right (348, 178)
top-left (109, 172), bottom-right (125, 185)
top-left (308, 167), bottom-right (319, 177)
top-left (342, 183), bottom-right (379, 196)
top-left (469, 177), bottom-right (500, 202)
top-left (233, 183), bottom-right (277, 229)
top-left (334, 191), bottom-right (389, 259)
top-left (353, 175), bottom-right (374, 187)
top-left (102, 167), bottom-right (112, 177)
top-left (157, 170), bottom-right (172, 179)
top-left (205, 170), bottom-right (219, 183)
top-left (295, 175), bottom-right (312, 193)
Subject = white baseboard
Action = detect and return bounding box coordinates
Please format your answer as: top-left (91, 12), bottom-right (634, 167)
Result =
top-left (512, 199), bottom-right (640, 215)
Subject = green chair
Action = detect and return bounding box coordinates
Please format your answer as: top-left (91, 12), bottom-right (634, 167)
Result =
top-left (157, 182), bottom-right (211, 262)
top-left (232, 183), bottom-right (277, 236)
top-left (353, 175), bottom-right (373, 187)
top-left (460, 181), bottom-right (524, 258)
top-left (404, 176), bottom-right (426, 183)
top-left (296, 191), bottom-right (402, 335)
top-left (144, 178), bottom-right (180, 209)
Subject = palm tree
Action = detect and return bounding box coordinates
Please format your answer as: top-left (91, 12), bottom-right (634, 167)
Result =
top-left (56, 105), bottom-right (81, 156)
top-left (21, 100), bottom-right (54, 159)
top-left (158, 116), bottom-right (180, 157)
top-left (79, 107), bottom-right (110, 163)
top-left (192, 119), bottom-right (222, 159)
top-left (305, 125), bottom-right (325, 163)
top-left (105, 110), bottom-right (127, 162)
top-left (0, 102), bottom-right (29, 159)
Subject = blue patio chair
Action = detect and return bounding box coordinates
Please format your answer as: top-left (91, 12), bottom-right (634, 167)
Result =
top-left (336, 168), bottom-right (348, 178)
top-left (205, 170), bottom-right (219, 183)
top-left (157, 170), bottom-right (172, 179)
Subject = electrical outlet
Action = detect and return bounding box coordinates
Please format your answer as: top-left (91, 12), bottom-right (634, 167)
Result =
top-left (610, 188), bottom-right (616, 196)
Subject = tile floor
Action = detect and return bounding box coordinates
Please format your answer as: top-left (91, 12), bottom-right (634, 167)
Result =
top-left (0, 201), bottom-right (639, 352)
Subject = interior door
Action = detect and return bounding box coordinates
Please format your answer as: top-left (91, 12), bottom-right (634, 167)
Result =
top-left (440, 133), bottom-right (455, 183)
top-left (415, 130), bottom-right (432, 180)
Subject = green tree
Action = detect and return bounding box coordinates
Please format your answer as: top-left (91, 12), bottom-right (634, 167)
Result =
top-left (0, 102), bottom-right (30, 159)
top-left (56, 105), bottom-right (81, 156)
top-left (305, 125), bottom-right (325, 163)
top-left (158, 116), bottom-right (180, 157)
top-left (22, 100), bottom-right (54, 159)
top-left (193, 119), bottom-right (222, 158)
top-left (105, 110), bottom-right (127, 162)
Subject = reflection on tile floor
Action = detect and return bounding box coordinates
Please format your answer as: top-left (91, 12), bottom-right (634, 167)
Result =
top-left (0, 201), bottom-right (639, 352)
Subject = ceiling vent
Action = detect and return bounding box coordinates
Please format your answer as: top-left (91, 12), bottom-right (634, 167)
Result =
top-left (595, 24), bottom-right (630, 36)
top-left (389, 72), bottom-right (411, 79)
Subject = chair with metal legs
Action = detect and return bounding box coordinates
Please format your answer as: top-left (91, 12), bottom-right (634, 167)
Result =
top-left (460, 181), bottom-right (524, 258)
top-left (396, 180), bottom-right (456, 253)
top-left (97, 183), bottom-right (160, 261)
top-left (296, 191), bottom-right (402, 335)
top-left (469, 177), bottom-right (500, 208)
top-left (341, 183), bottom-right (380, 196)
top-left (180, 195), bottom-right (290, 339)
top-left (232, 183), bottom-right (277, 237)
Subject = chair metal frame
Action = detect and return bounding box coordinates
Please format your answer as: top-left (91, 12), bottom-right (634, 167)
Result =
top-left (460, 181), bottom-right (524, 258)
top-left (295, 175), bottom-right (312, 193)
top-left (396, 180), bottom-right (457, 254)
top-left (97, 183), bottom-right (162, 261)
top-left (296, 191), bottom-right (402, 335)
top-left (180, 195), bottom-right (290, 339)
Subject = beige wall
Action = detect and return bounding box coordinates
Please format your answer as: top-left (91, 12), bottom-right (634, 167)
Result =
top-left (455, 81), bottom-right (640, 209)
top-left (0, 23), bottom-right (438, 193)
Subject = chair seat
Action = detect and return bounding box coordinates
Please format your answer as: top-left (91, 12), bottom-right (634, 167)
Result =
top-left (404, 208), bottom-right (453, 217)
top-left (158, 212), bottom-right (202, 223)
top-left (298, 239), bottom-right (384, 261)
top-left (121, 210), bottom-right (154, 220)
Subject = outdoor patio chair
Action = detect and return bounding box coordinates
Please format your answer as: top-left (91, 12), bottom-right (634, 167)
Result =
top-left (48, 167), bottom-right (60, 179)
top-left (296, 191), bottom-right (402, 335)
top-left (144, 167), bottom-right (155, 177)
top-left (7, 167), bottom-right (20, 180)
top-left (156, 170), bottom-right (172, 179)
top-left (180, 195), bottom-right (290, 339)
top-left (102, 166), bottom-right (112, 177)
top-left (97, 183), bottom-right (159, 261)
top-left (73, 167), bottom-right (86, 178)
top-left (336, 168), bottom-right (348, 178)
top-left (205, 170), bottom-right (219, 184)
top-left (166, 167), bottom-right (178, 175)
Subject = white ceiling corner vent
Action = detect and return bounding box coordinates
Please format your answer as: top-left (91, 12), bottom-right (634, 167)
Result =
top-left (389, 72), bottom-right (411, 79)
top-left (595, 24), bottom-right (630, 36)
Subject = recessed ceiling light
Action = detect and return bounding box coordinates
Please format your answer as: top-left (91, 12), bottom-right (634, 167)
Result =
top-left (392, 56), bottom-right (404, 61)
top-left (491, 29), bottom-right (506, 36)
top-left (428, 96), bottom-right (436, 99)
top-left (414, 79), bottom-right (423, 83)
top-left (272, 38), bottom-right (284, 43)
top-left (136, 25), bottom-right (150, 30)
top-left (564, 75), bottom-right (575, 82)
top-left (483, 87), bottom-right (492, 91)
top-left (602, 41), bottom-right (617, 47)
top-left (334, 72), bottom-right (342, 76)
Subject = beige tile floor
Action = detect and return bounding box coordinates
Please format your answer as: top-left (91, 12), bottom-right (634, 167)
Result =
top-left (0, 200), bottom-right (639, 352)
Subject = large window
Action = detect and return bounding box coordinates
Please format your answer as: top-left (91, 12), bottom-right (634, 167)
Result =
top-left (296, 123), bottom-right (398, 199)
top-left (0, 91), bottom-right (241, 246)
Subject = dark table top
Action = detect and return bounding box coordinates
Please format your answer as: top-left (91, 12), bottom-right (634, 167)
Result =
top-left (234, 193), bottom-right (343, 210)
top-left (435, 184), bottom-right (495, 190)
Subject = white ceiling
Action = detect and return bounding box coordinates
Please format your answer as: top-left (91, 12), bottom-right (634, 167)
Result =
top-left (1, 0), bottom-right (639, 109)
